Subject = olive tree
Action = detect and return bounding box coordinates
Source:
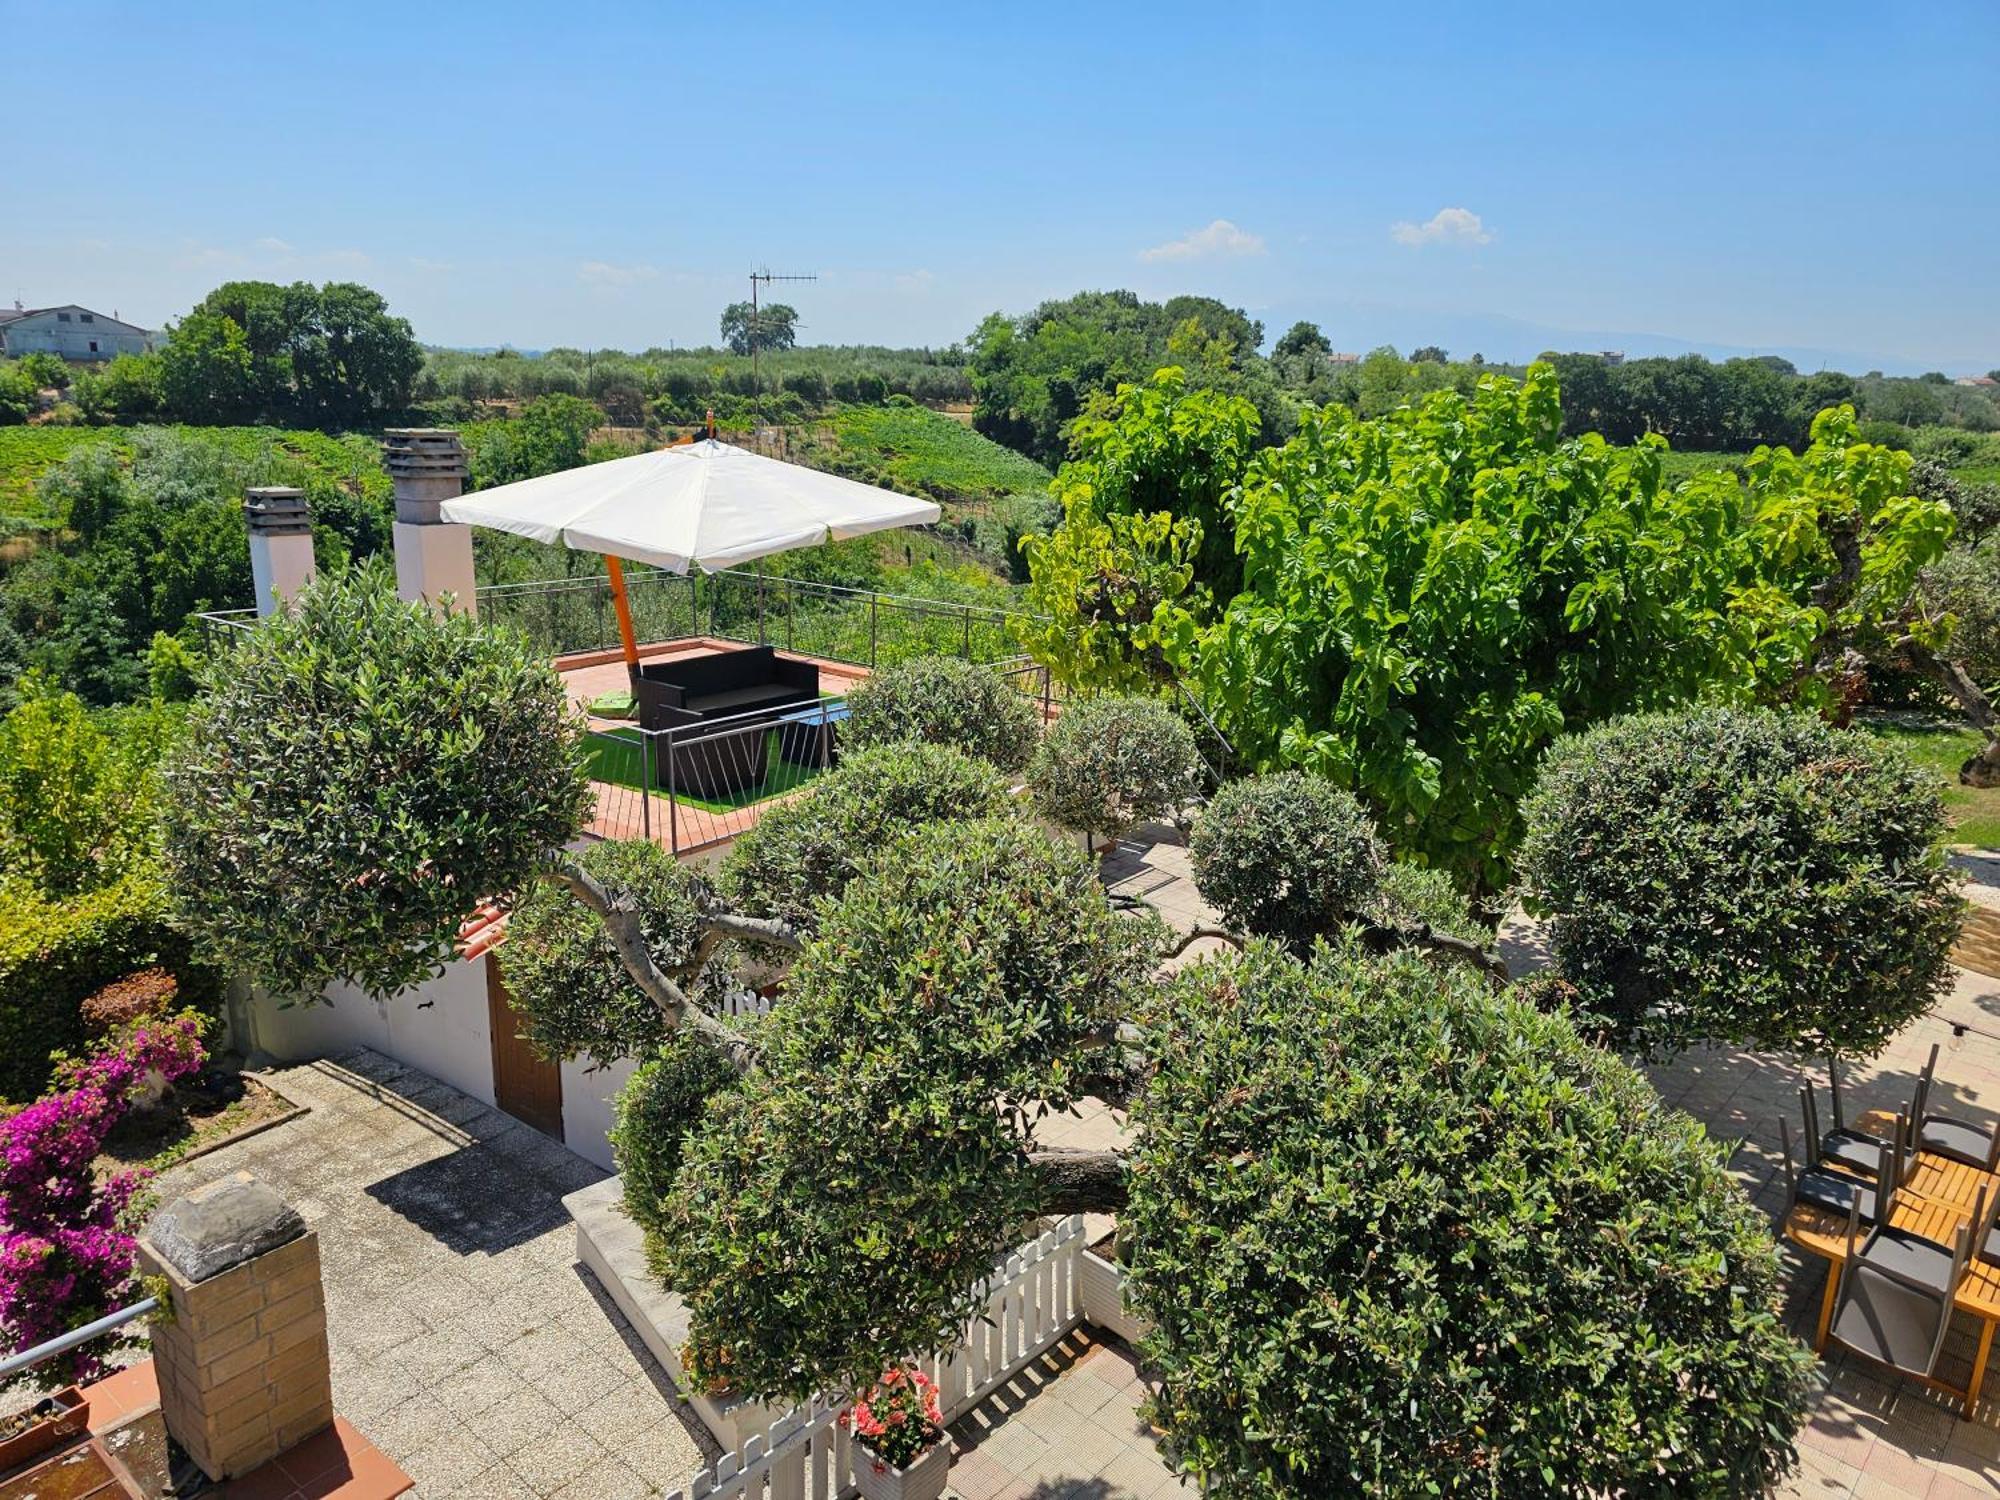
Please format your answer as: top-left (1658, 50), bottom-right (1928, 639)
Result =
top-left (1130, 940), bottom-right (1814, 1497)
top-left (720, 742), bottom-right (1012, 933)
top-left (1029, 695), bottom-right (1202, 841)
top-left (841, 654), bottom-right (1041, 773)
top-left (162, 567), bottom-right (594, 998)
top-left (1520, 706), bottom-right (1962, 1056)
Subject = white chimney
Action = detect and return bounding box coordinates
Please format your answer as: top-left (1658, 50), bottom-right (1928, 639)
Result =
top-left (385, 429), bottom-right (476, 617)
top-left (243, 488), bottom-right (316, 615)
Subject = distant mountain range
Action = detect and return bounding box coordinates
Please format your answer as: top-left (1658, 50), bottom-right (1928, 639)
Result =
top-left (1260, 303), bottom-right (1982, 378)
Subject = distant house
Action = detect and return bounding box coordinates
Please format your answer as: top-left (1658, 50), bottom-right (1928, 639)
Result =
top-left (1328, 352), bottom-right (1362, 367)
top-left (1597, 350), bottom-right (1626, 366)
top-left (0, 301), bottom-right (156, 361)
top-left (1955, 374), bottom-right (1997, 388)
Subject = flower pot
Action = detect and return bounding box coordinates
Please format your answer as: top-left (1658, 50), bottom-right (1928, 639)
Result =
top-left (0, 1386), bottom-right (88, 1474)
top-left (852, 1437), bottom-right (951, 1500)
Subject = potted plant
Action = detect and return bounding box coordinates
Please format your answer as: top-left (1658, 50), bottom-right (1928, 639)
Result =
top-left (843, 1365), bottom-right (950, 1500)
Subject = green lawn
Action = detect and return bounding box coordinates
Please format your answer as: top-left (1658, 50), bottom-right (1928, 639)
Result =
top-left (583, 726), bottom-right (825, 815)
top-left (1857, 716), bottom-right (2000, 848)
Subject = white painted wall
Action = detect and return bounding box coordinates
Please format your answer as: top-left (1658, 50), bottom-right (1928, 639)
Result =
top-left (561, 1052), bottom-right (638, 1171)
top-left (0, 306), bottom-right (154, 359)
top-left (245, 952), bottom-right (642, 1166)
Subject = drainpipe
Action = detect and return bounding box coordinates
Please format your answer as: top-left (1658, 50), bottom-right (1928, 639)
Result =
top-left (385, 429), bottom-right (475, 616)
top-left (243, 488), bottom-right (316, 615)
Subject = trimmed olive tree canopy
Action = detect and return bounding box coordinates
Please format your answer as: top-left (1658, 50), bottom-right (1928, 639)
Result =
top-left (1028, 694), bottom-right (1202, 840)
top-left (1130, 940), bottom-right (1814, 1497)
top-left (162, 567), bottom-right (591, 997)
top-left (1188, 771), bottom-right (1384, 955)
top-left (719, 742), bottom-right (1012, 934)
top-left (1520, 706), bottom-right (1962, 1056)
top-left (841, 654), bottom-right (1041, 773)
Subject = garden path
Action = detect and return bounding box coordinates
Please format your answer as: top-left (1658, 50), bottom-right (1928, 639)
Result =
top-left (149, 1051), bottom-right (716, 1500)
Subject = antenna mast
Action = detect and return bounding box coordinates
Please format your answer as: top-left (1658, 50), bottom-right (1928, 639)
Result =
top-left (748, 266), bottom-right (816, 435)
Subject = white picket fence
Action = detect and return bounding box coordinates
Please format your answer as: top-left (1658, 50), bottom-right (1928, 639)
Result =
top-left (663, 1215), bottom-right (1089, 1500)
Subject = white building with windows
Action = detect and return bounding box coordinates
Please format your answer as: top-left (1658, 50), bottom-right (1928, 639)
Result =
top-left (0, 301), bottom-right (156, 360)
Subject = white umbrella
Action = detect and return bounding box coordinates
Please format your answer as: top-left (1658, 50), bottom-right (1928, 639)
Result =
top-left (439, 436), bottom-right (941, 674)
top-left (439, 438), bottom-right (940, 574)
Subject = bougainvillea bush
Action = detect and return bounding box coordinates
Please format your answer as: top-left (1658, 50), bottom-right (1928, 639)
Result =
top-left (0, 1012), bottom-right (206, 1387)
top-left (1520, 706), bottom-right (1962, 1057)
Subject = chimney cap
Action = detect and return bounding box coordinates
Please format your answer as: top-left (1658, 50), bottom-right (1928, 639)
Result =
top-left (244, 488), bottom-right (313, 536)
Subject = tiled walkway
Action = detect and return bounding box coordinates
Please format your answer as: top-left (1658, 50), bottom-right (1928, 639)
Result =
top-left (947, 1333), bottom-right (1185, 1500)
top-left (148, 1052), bottom-right (714, 1500)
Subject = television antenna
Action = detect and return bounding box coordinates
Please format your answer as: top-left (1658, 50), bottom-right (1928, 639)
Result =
top-left (748, 267), bottom-right (815, 433)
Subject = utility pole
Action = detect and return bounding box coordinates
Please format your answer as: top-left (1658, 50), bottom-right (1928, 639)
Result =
top-left (748, 267), bottom-right (815, 434)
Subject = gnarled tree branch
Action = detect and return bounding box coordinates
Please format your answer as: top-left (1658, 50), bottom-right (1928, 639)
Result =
top-left (1358, 920), bottom-right (1511, 986)
top-left (1027, 1147), bottom-right (1129, 1214)
top-left (1893, 637), bottom-right (2000, 788)
top-left (543, 856), bottom-right (761, 1073)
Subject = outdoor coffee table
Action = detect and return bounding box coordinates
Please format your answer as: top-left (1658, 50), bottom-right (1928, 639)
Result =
top-left (1784, 1106), bottom-right (2000, 1417)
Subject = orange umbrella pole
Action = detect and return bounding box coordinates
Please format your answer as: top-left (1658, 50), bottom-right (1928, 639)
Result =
top-left (604, 554), bottom-right (641, 678)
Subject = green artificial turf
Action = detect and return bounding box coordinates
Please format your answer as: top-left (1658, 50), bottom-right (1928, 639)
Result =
top-left (583, 727), bottom-right (825, 815)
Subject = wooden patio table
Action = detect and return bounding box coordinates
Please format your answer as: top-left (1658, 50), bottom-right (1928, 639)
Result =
top-left (1784, 1108), bottom-right (2000, 1417)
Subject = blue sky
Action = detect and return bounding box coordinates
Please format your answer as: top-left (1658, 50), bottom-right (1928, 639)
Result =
top-left (5, 0), bottom-right (1996, 371)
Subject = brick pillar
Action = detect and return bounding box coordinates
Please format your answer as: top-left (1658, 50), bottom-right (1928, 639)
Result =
top-left (138, 1171), bottom-right (332, 1481)
top-left (385, 428), bottom-right (476, 616)
top-left (244, 487), bottom-right (316, 616)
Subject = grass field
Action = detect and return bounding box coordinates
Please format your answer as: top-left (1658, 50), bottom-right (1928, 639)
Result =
top-left (1858, 716), bottom-right (2000, 848)
top-left (0, 424), bottom-right (391, 526)
top-left (825, 404), bottom-right (1050, 505)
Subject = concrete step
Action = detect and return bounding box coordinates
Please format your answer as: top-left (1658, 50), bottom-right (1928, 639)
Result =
top-left (561, 1176), bottom-right (784, 1452)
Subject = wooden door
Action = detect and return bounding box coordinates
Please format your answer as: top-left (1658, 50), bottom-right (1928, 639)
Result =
top-left (486, 954), bottom-right (564, 1140)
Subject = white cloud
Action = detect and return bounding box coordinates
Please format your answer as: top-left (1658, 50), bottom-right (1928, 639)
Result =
top-left (408, 256), bottom-right (454, 273)
top-left (578, 260), bottom-right (659, 288)
top-left (1140, 219), bottom-right (1266, 263)
top-left (1390, 208), bottom-right (1492, 248)
top-left (895, 268), bottom-right (936, 291)
top-left (254, 236), bottom-right (296, 255)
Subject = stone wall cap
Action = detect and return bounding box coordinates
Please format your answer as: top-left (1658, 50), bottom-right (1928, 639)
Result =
top-left (146, 1171), bottom-right (306, 1283)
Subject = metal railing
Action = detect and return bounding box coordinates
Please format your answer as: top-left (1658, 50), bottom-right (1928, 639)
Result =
top-left (478, 566), bottom-right (1022, 669)
top-left (581, 696), bottom-right (847, 856)
top-left (0, 1297), bottom-right (158, 1385)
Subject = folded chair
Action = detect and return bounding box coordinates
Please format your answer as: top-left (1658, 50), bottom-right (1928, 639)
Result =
top-left (1780, 1115), bottom-right (1880, 1224)
top-left (1828, 1174), bottom-right (1977, 1382)
top-left (1910, 1043), bottom-right (2000, 1172)
top-left (1807, 1066), bottom-right (1897, 1177)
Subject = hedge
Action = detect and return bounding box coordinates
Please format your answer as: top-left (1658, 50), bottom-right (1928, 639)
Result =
top-left (0, 868), bottom-right (210, 1102)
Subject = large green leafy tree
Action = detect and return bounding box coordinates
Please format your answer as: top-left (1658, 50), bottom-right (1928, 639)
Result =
top-left (1024, 363), bottom-right (1954, 887)
top-left (719, 301), bottom-right (799, 356)
top-left (158, 280), bottom-right (421, 427)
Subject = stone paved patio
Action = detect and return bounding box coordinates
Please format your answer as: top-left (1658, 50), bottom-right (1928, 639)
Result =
top-left (149, 1051), bottom-right (715, 1500)
top-left (946, 1332), bottom-right (1186, 1500)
